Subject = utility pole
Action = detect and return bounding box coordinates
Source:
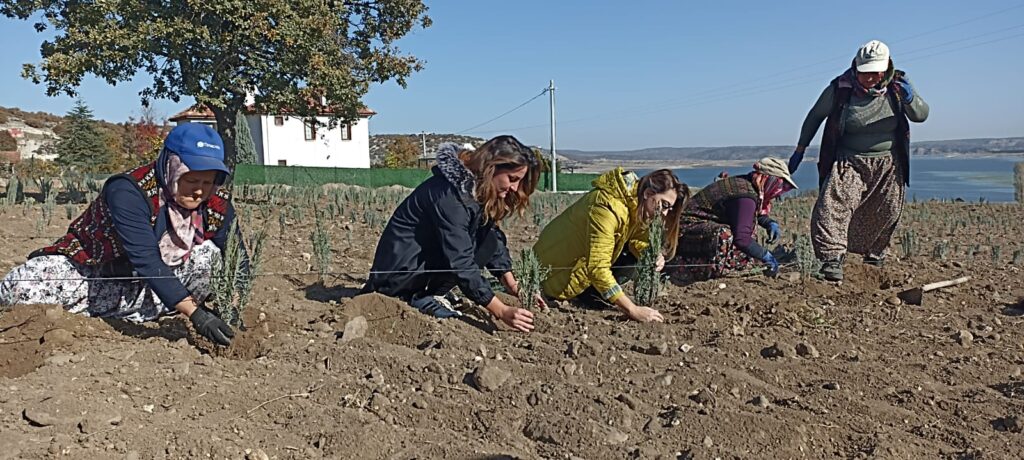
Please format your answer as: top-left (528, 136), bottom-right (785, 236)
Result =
top-left (420, 131), bottom-right (427, 158)
top-left (548, 79), bottom-right (557, 192)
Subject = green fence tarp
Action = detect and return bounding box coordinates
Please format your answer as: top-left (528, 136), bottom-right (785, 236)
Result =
top-left (234, 165), bottom-right (601, 192)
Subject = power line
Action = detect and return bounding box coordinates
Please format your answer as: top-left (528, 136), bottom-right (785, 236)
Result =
top-left (456, 88), bottom-right (549, 134)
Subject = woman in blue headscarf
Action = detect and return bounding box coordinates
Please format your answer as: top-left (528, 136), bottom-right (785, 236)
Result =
top-left (0, 123), bottom-right (243, 346)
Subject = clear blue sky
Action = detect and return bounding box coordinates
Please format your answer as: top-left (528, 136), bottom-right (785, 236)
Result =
top-left (1, 1), bottom-right (1022, 151)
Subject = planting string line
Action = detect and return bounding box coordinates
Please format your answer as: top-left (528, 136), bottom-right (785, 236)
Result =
top-left (0, 261), bottom-right (747, 284)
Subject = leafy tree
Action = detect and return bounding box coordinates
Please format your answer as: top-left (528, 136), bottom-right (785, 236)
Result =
top-left (235, 111), bottom-right (258, 165)
top-left (2, 1), bottom-right (431, 168)
top-left (384, 136), bottom-right (420, 168)
top-left (122, 105), bottom-right (166, 162)
top-left (53, 100), bottom-right (112, 172)
top-left (534, 148), bottom-right (562, 173)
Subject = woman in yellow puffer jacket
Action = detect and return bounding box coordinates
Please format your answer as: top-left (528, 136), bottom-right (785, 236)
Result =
top-left (533, 169), bottom-right (689, 322)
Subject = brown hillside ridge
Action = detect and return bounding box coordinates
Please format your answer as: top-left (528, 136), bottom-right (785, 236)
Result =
top-left (0, 191), bottom-right (1022, 458)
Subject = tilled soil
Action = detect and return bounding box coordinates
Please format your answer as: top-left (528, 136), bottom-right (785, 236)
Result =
top-left (1, 192), bottom-right (1023, 460)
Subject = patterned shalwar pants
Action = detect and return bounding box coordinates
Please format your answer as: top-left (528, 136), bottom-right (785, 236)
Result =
top-left (0, 241), bottom-right (219, 323)
top-left (811, 155), bottom-right (905, 261)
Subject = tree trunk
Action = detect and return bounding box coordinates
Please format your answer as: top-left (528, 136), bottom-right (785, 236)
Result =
top-left (210, 104), bottom-right (242, 173)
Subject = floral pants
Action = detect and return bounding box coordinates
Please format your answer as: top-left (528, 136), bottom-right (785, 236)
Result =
top-left (0, 241), bottom-right (219, 323)
top-left (811, 155), bottom-right (905, 261)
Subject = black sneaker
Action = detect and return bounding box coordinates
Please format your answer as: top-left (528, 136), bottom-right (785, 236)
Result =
top-left (863, 255), bottom-right (885, 267)
top-left (819, 259), bottom-right (844, 281)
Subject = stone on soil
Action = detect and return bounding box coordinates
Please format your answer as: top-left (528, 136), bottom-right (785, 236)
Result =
top-left (472, 364), bottom-right (511, 392)
top-left (523, 419), bottom-right (562, 445)
top-left (340, 316), bottom-right (368, 343)
top-left (750, 395), bottom-right (771, 408)
top-left (956, 330), bottom-right (974, 347)
top-left (761, 342), bottom-right (796, 359)
top-left (617, 393), bottom-right (641, 410)
top-left (42, 328), bottom-right (73, 346)
top-left (23, 407), bottom-right (64, 427)
top-left (796, 342), bottom-right (820, 358)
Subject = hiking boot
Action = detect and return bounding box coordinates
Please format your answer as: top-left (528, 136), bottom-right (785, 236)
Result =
top-left (863, 255), bottom-right (885, 267)
top-left (819, 259), bottom-right (844, 281)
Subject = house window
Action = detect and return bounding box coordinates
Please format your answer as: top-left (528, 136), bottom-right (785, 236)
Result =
top-left (274, 116), bottom-right (284, 126)
top-left (278, 160), bottom-right (287, 166)
top-left (304, 119), bottom-right (316, 141)
top-left (341, 123), bottom-right (352, 141)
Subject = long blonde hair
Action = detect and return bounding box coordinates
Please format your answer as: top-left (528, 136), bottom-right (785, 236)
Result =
top-left (458, 135), bottom-right (541, 223)
top-left (635, 169), bottom-right (690, 259)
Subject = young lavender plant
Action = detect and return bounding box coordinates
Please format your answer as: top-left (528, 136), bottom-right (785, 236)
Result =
top-left (513, 248), bottom-right (550, 308)
top-left (311, 207), bottom-right (332, 283)
top-left (211, 216), bottom-right (269, 327)
top-left (633, 218), bottom-right (665, 306)
top-left (931, 241), bottom-right (948, 261)
top-left (3, 176), bottom-right (24, 206)
top-left (794, 234), bottom-right (819, 277)
top-left (900, 230), bottom-right (919, 259)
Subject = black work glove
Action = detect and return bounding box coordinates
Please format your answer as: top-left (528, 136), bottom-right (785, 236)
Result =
top-left (190, 307), bottom-right (235, 346)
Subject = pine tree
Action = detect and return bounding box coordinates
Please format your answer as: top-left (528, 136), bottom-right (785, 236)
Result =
top-left (235, 111), bottom-right (259, 165)
top-left (54, 99), bottom-right (112, 172)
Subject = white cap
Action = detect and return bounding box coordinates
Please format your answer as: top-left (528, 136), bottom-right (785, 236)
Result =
top-left (855, 40), bottom-right (890, 73)
top-left (461, 143), bottom-right (476, 151)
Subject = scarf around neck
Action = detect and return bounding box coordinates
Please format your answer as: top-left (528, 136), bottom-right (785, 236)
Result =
top-left (158, 152), bottom-right (209, 267)
top-left (752, 173), bottom-right (792, 216)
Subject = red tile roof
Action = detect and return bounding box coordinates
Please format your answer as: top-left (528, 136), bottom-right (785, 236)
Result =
top-left (169, 104), bottom-right (376, 122)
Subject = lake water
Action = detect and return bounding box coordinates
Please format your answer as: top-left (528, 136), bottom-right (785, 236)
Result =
top-left (639, 157), bottom-right (1024, 203)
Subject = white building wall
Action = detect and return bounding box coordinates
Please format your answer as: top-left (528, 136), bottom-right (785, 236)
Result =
top-left (259, 115), bottom-right (370, 168)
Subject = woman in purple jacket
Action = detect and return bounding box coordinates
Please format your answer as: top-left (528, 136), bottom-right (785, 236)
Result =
top-left (672, 158), bottom-right (797, 281)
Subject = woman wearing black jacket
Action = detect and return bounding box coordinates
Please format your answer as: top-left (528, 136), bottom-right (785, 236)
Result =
top-left (363, 136), bottom-right (543, 332)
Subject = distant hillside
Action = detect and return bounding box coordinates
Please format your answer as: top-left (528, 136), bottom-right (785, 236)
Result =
top-left (0, 106), bottom-right (147, 162)
top-left (558, 137), bottom-right (1024, 162)
top-left (0, 106), bottom-right (64, 161)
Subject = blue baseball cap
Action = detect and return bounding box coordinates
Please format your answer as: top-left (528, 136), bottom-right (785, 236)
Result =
top-left (163, 123), bottom-right (231, 175)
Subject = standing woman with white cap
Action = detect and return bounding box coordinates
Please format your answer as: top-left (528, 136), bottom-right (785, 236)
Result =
top-left (788, 40), bottom-right (929, 281)
top-left (0, 123), bottom-right (243, 346)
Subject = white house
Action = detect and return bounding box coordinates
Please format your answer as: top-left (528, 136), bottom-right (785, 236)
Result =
top-left (170, 104), bottom-right (375, 168)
